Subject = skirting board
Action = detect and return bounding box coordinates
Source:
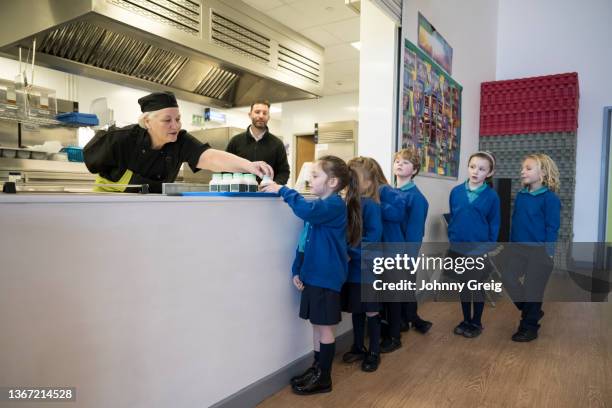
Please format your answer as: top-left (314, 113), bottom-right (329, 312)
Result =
top-left (210, 329), bottom-right (354, 408)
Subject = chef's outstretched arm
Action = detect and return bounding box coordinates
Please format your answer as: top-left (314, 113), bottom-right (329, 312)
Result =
top-left (197, 149), bottom-right (274, 179)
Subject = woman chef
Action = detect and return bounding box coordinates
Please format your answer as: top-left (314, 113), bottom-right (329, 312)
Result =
top-left (83, 91), bottom-right (273, 193)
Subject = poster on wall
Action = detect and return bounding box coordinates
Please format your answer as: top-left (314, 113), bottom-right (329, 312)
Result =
top-left (417, 13), bottom-right (453, 75)
top-left (400, 39), bottom-right (462, 179)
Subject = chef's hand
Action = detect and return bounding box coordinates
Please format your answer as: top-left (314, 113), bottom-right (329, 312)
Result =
top-left (261, 181), bottom-right (282, 193)
top-left (248, 161), bottom-right (274, 179)
top-left (293, 275), bottom-right (304, 291)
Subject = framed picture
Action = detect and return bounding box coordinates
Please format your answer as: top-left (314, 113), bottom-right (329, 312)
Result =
top-left (399, 39), bottom-right (462, 179)
top-left (417, 12), bottom-right (453, 75)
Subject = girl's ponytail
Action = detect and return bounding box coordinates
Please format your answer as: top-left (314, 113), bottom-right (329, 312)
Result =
top-left (346, 166), bottom-right (362, 247)
top-left (318, 155), bottom-right (362, 246)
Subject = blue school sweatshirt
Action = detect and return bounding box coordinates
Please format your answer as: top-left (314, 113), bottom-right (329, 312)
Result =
top-left (448, 182), bottom-right (501, 254)
top-left (348, 197), bottom-right (383, 283)
top-left (279, 186), bottom-right (348, 292)
top-left (379, 184), bottom-right (405, 242)
top-left (510, 187), bottom-right (561, 256)
top-left (398, 182), bottom-right (429, 245)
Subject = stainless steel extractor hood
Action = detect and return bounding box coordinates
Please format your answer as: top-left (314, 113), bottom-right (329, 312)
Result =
top-left (0, 0), bottom-right (324, 108)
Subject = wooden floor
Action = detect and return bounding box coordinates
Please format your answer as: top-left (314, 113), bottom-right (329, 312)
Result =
top-left (259, 301), bottom-right (612, 408)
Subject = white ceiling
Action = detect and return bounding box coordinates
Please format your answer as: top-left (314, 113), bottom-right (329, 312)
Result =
top-left (242, 0), bottom-right (360, 96)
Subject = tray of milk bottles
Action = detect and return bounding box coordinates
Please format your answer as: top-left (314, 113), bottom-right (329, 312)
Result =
top-left (179, 173), bottom-right (280, 197)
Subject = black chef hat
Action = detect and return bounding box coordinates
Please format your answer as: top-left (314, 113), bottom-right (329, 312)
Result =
top-left (138, 91), bottom-right (178, 112)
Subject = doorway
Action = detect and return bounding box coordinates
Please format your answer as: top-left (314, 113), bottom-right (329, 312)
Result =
top-left (294, 133), bottom-right (315, 185)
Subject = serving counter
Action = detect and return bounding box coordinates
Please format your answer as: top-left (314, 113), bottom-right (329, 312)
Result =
top-left (0, 195), bottom-right (350, 407)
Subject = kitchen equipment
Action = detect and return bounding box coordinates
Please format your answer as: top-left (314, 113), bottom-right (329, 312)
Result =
top-left (0, 0), bottom-right (324, 108)
top-left (2, 148), bottom-right (16, 158)
top-left (60, 146), bottom-right (84, 162)
top-left (56, 112), bottom-right (99, 126)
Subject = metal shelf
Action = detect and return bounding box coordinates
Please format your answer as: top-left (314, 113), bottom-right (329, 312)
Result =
top-left (0, 111), bottom-right (83, 128)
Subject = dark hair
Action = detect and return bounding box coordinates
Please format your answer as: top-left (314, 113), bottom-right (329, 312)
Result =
top-left (249, 99), bottom-right (271, 111)
top-left (348, 157), bottom-right (381, 203)
top-left (318, 155), bottom-right (362, 247)
top-left (468, 151), bottom-right (496, 187)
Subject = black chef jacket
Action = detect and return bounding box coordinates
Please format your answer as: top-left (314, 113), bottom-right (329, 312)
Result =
top-left (226, 126), bottom-right (290, 184)
top-left (83, 124), bottom-right (210, 193)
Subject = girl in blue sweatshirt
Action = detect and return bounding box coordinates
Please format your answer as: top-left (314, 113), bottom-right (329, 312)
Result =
top-left (505, 153), bottom-right (561, 342)
top-left (262, 155), bottom-right (361, 395)
top-left (370, 159), bottom-right (409, 353)
top-left (393, 147), bottom-right (433, 334)
top-left (341, 157), bottom-right (383, 372)
top-left (448, 151), bottom-right (500, 338)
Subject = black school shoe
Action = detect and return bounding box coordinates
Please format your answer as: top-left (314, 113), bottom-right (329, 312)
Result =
top-left (361, 352), bottom-right (380, 372)
top-left (453, 321), bottom-right (471, 335)
top-left (342, 345), bottom-right (367, 363)
top-left (412, 318), bottom-right (433, 334)
top-left (400, 321), bottom-right (410, 332)
top-left (463, 323), bottom-right (483, 338)
top-left (290, 362), bottom-right (318, 387)
top-left (292, 367), bottom-right (332, 395)
top-left (380, 337), bottom-right (402, 353)
top-left (511, 327), bottom-right (538, 342)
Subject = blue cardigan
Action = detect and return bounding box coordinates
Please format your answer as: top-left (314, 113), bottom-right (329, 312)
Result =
top-left (348, 197), bottom-right (383, 283)
top-left (510, 188), bottom-right (561, 256)
top-left (379, 185), bottom-right (405, 243)
top-left (398, 183), bottom-right (429, 243)
top-left (280, 186), bottom-right (348, 292)
top-left (448, 183), bottom-right (501, 254)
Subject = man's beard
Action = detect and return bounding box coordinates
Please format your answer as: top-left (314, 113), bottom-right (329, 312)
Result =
top-left (252, 121), bottom-right (267, 130)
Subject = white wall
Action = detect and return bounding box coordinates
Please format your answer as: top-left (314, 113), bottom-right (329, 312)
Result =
top-left (401, 0), bottom-right (499, 240)
top-left (280, 91), bottom-right (359, 182)
top-left (358, 0), bottom-right (398, 177)
top-left (496, 0), bottom-right (612, 242)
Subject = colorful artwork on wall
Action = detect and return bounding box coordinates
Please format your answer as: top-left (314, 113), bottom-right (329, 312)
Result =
top-left (400, 39), bottom-right (462, 179)
top-left (417, 12), bottom-right (453, 75)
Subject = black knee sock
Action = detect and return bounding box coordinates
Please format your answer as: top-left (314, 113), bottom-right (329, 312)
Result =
top-left (314, 350), bottom-right (320, 365)
top-left (388, 302), bottom-right (401, 338)
top-left (319, 342), bottom-right (335, 380)
top-left (367, 315), bottom-right (381, 354)
top-left (472, 302), bottom-right (484, 326)
top-left (461, 301), bottom-right (471, 322)
top-left (352, 313), bottom-right (366, 350)
top-left (405, 301), bottom-right (418, 322)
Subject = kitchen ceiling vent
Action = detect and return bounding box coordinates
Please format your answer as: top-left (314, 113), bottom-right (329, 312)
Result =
top-left (39, 22), bottom-right (189, 87)
top-left (211, 11), bottom-right (271, 64)
top-left (107, 0), bottom-right (202, 36)
top-left (278, 44), bottom-right (320, 84)
top-left (0, 0), bottom-right (323, 107)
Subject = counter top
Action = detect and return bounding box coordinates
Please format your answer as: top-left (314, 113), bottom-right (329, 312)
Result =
top-left (0, 193), bottom-right (284, 204)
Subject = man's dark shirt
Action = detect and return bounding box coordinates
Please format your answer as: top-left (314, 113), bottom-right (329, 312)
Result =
top-left (226, 126), bottom-right (290, 184)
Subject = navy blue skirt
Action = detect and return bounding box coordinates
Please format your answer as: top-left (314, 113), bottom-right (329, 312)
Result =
top-left (299, 284), bottom-right (342, 325)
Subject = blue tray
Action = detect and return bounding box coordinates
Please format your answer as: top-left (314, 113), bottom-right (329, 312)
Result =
top-left (56, 112), bottom-right (99, 126)
top-left (181, 192), bottom-right (279, 197)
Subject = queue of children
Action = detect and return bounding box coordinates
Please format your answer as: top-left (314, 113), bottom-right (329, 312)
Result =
top-left (260, 148), bottom-right (561, 395)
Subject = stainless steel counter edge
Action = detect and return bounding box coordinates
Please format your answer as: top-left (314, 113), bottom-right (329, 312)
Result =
top-left (0, 194), bottom-right (285, 204)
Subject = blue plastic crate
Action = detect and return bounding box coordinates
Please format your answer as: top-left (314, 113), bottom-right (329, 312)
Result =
top-left (60, 147), bottom-right (84, 162)
top-left (56, 112), bottom-right (99, 126)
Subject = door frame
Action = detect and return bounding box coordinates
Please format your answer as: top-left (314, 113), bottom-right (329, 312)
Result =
top-left (598, 107), bottom-right (612, 242)
top-left (292, 132), bottom-right (315, 186)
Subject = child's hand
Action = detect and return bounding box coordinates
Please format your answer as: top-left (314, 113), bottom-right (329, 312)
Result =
top-left (293, 275), bottom-right (304, 291)
top-left (261, 181), bottom-right (282, 193)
